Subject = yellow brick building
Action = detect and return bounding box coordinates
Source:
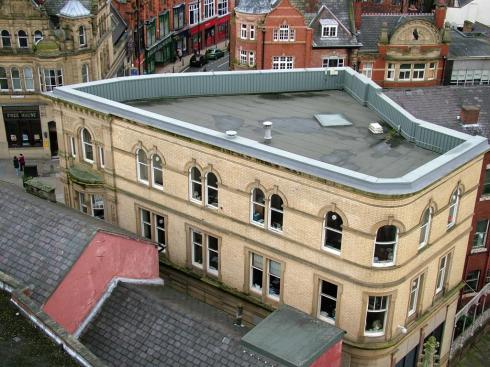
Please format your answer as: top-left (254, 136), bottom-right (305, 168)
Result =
top-left (0, 0), bottom-right (127, 159)
top-left (49, 69), bottom-right (487, 367)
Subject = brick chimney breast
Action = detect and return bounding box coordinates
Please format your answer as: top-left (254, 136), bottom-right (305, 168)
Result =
top-left (460, 105), bottom-right (480, 124)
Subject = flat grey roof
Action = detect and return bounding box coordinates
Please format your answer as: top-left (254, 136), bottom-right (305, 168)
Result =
top-left (47, 68), bottom-right (489, 195)
top-left (128, 91), bottom-right (438, 178)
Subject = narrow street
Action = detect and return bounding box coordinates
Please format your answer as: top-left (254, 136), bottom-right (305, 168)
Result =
top-left (183, 53), bottom-right (230, 73)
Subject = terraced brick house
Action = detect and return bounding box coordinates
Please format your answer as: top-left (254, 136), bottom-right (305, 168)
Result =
top-left (0, 0), bottom-right (127, 159)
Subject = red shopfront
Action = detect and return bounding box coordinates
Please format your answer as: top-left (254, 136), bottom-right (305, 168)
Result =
top-left (215, 15), bottom-right (230, 44)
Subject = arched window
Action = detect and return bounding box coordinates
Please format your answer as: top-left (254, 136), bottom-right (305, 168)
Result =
top-left (18, 30), bottom-right (28, 48)
top-left (189, 167), bottom-right (202, 202)
top-left (81, 64), bottom-right (89, 83)
top-left (419, 208), bottom-right (432, 248)
top-left (251, 188), bottom-right (265, 226)
top-left (81, 128), bottom-right (94, 162)
top-left (1, 30), bottom-right (11, 48)
top-left (323, 211), bottom-right (343, 253)
top-left (33, 30), bottom-right (43, 44)
top-left (79, 26), bottom-right (86, 47)
top-left (205, 172), bottom-right (218, 208)
top-left (10, 68), bottom-right (22, 91)
top-left (151, 154), bottom-right (163, 188)
top-left (136, 149), bottom-right (149, 183)
top-left (23, 67), bottom-right (34, 91)
top-left (373, 225), bottom-right (398, 266)
top-left (447, 188), bottom-right (460, 228)
top-left (0, 67), bottom-right (8, 91)
top-left (269, 194), bottom-right (283, 232)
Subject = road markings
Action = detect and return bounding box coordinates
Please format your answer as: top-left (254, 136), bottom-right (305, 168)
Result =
top-left (217, 60), bottom-right (229, 68)
top-left (181, 66), bottom-right (190, 73)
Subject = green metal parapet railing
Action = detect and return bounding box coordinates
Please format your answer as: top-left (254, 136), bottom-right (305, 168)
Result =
top-left (47, 68), bottom-right (489, 196)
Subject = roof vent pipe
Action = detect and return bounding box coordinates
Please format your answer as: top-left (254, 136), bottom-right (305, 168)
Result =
top-left (225, 130), bottom-right (237, 139)
top-left (263, 121), bottom-right (272, 144)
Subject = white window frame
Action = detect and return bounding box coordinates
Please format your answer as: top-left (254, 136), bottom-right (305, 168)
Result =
top-left (272, 56), bottom-right (294, 70)
top-left (79, 192), bottom-right (88, 214)
top-left (189, 3), bottom-right (199, 26)
top-left (204, 0), bottom-right (214, 19)
top-left (267, 259), bottom-right (281, 300)
top-left (240, 49), bottom-right (247, 65)
top-left (23, 67), bottom-right (34, 91)
top-left (419, 208), bottom-right (432, 249)
top-left (323, 57), bottom-right (344, 68)
top-left (386, 63), bottom-right (395, 81)
top-left (79, 26), bottom-right (87, 47)
top-left (251, 188), bottom-right (266, 227)
top-left (412, 63), bottom-right (425, 81)
top-left (472, 219), bottom-right (488, 251)
top-left (277, 25), bottom-right (294, 42)
top-left (140, 208), bottom-right (152, 239)
top-left (39, 68), bottom-right (63, 92)
top-left (70, 136), bottom-right (77, 157)
top-left (10, 67), bottom-right (22, 91)
top-left (82, 64), bottom-right (90, 83)
top-left (91, 194), bottom-right (104, 219)
top-left (399, 64), bottom-right (411, 80)
top-left (240, 24), bottom-right (247, 39)
top-left (249, 51), bottom-right (255, 67)
top-left (318, 280), bottom-right (337, 324)
top-left (408, 276), bottom-right (421, 317)
top-left (33, 30), bottom-right (43, 44)
top-left (428, 62), bottom-right (437, 80)
top-left (322, 25), bottom-right (337, 38)
top-left (268, 194), bottom-right (283, 232)
top-left (189, 167), bottom-right (203, 203)
top-left (17, 30), bottom-right (28, 48)
top-left (365, 296), bottom-right (388, 337)
top-left (250, 25), bottom-right (255, 40)
top-left (136, 149), bottom-right (149, 184)
top-left (217, 0), bottom-right (228, 15)
top-left (205, 171), bottom-right (218, 208)
top-left (207, 235), bottom-right (219, 276)
top-left (98, 146), bottom-right (105, 168)
top-left (447, 188), bottom-right (460, 229)
top-left (81, 128), bottom-right (94, 163)
top-left (323, 211), bottom-right (343, 254)
top-left (250, 253), bottom-right (264, 294)
top-left (435, 254), bottom-right (448, 294)
top-left (151, 154), bottom-right (164, 189)
top-left (191, 229), bottom-right (204, 268)
top-left (373, 226), bottom-right (398, 267)
top-left (362, 62), bottom-right (373, 79)
top-left (154, 214), bottom-right (166, 253)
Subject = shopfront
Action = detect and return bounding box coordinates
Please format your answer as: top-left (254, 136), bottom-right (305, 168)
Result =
top-left (174, 29), bottom-right (188, 56)
top-left (2, 105), bottom-right (42, 148)
top-left (146, 35), bottom-right (176, 72)
top-left (216, 15), bottom-right (230, 44)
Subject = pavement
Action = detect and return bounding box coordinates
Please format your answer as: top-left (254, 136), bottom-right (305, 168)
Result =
top-left (0, 158), bottom-right (64, 204)
top-left (154, 41), bottom-right (229, 74)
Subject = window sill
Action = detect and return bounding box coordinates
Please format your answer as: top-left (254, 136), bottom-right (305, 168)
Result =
top-left (137, 179), bottom-right (149, 186)
top-left (364, 331), bottom-right (385, 338)
top-left (268, 227), bottom-right (283, 234)
top-left (250, 220), bottom-right (265, 228)
top-left (471, 247), bottom-right (487, 254)
top-left (479, 195), bottom-right (490, 201)
top-left (152, 184), bottom-right (164, 191)
top-left (447, 223), bottom-right (457, 231)
top-left (189, 198), bottom-right (203, 205)
top-left (318, 314), bottom-right (336, 325)
top-left (322, 246), bottom-right (341, 256)
top-left (372, 262), bottom-right (395, 268)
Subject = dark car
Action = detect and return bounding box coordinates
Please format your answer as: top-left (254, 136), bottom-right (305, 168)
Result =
top-left (190, 54), bottom-right (208, 67)
top-left (205, 48), bottom-right (225, 60)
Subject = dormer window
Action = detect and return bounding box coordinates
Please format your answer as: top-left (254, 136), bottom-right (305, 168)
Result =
top-left (320, 19), bottom-right (338, 38)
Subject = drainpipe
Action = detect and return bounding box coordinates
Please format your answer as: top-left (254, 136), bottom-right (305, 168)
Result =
top-left (261, 27), bottom-right (265, 69)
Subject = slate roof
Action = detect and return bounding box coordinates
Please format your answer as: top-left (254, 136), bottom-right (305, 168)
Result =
top-left (44, 0), bottom-right (93, 16)
top-left (310, 0), bottom-right (361, 48)
top-left (455, 0), bottom-right (474, 8)
top-left (358, 14), bottom-right (433, 52)
top-left (80, 283), bottom-right (279, 367)
top-left (449, 24), bottom-right (490, 59)
top-left (385, 86), bottom-right (490, 140)
top-left (235, 0), bottom-right (273, 14)
top-left (0, 182), bottom-right (124, 305)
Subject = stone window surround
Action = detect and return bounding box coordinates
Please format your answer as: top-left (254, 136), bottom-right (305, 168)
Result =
top-left (384, 61), bottom-right (439, 82)
top-left (312, 274), bottom-right (343, 327)
top-left (185, 223), bottom-right (221, 279)
top-left (136, 204), bottom-right (168, 254)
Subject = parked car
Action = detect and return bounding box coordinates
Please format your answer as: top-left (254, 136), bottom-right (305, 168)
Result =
top-left (190, 54), bottom-right (208, 67)
top-left (205, 48), bottom-right (225, 60)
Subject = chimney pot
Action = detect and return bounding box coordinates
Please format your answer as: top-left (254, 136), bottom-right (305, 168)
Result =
top-left (263, 121), bottom-right (272, 144)
top-left (460, 105), bottom-right (480, 124)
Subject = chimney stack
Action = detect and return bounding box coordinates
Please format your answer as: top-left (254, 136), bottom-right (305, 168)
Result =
top-left (263, 121), bottom-right (272, 144)
top-left (434, 0), bottom-right (447, 30)
top-left (354, 1), bottom-right (362, 31)
top-left (460, 105), bottom-right (480, 124)
top-left (463, 20), bottom-right (474, 33)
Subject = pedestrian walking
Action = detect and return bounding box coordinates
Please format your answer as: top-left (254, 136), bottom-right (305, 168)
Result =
top-left (13, 156), bottom-right (19, 176)
top-left (18, 154), bottom-right (25, 172)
